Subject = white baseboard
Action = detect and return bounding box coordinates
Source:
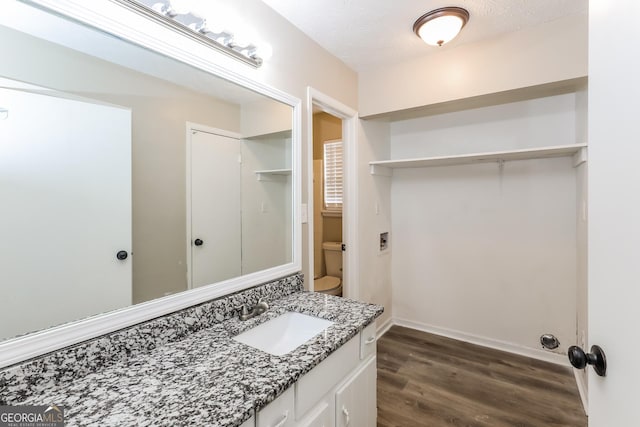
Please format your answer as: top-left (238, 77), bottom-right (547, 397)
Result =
top-left (393, 317), bottom-right (568, 366)
top-left (573, 368), bottom-right (589, 416)
top-left (376, 316), bottom-right (393, 339)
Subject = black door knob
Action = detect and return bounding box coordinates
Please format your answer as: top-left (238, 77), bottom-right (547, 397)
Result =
top-left (568, 345), bottom-right (607, 377)
top-left (194, 239), bottom-right (203, 246)
top-left (116, 250), bottom-right (128, 260)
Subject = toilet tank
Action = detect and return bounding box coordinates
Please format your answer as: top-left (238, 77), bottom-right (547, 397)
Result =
top-left (322, 242), bottom-right (343, 279)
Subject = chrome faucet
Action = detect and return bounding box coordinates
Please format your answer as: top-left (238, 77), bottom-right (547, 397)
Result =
top-left (239, 299), bottom-right (269, 321)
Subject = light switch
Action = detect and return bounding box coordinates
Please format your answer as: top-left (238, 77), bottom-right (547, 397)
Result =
top-left (301, 203), bottom-right (308, 223)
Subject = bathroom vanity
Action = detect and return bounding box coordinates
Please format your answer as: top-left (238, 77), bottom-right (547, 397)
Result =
top-left (250, 320), bottom-right (377, 427)
top-left (0, 274), bottom-right (382, 426)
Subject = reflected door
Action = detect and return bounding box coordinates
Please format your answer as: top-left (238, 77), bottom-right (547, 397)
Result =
top-left (189, 130), bottom-right (241, 287)
top-left (0, 87), bottom-right (132, 339)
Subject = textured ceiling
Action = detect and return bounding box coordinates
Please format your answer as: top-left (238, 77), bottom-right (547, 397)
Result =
top-left (260, 0), bottom-right (588, 72)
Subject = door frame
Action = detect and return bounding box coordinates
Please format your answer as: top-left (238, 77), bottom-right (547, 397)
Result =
top-left (306, 87), bottom-right (359, 300)
top-left (185, 122), bottom-right (243, 289)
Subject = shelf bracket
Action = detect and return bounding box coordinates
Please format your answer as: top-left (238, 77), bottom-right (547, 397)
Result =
top-left (573, 147), bottom-right (588, 168)
top-left (370, 164), bottom-right (393, 177)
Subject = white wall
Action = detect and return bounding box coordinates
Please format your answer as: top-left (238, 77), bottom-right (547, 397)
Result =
top-left (241, 99), bottom-right (292, 138)
top-left (390, 93), bottom-right (580, 157)
top-left (241, 134), bottom-right (292, 275)
top-left (389, 94), bottom-right (580, 361)
top-left (358, 120), bottom-right (393, 328)
top-left (359, 13), bottom-right (588, 118)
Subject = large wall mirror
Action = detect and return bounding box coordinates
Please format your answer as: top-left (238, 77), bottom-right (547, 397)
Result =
top-left (0, 1), bottom-right (300, 364)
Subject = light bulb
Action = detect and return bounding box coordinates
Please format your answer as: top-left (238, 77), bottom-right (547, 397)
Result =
top-left (151, 3), bottom-right (166, 14)
top-left (207, 22), bottom-right (226, 35)
top-left (169, 0), bottom-right (190, 15)
top-left (188, 19), bottom-right (208, 33)
top-left (231, 25), bottom-right (258, 49)
top-left (231, 34), bottom-right (250, 48)
top-left (413, 7), bottom-right (469, 47)
top-left (418, 15), bottom-right (464, 46)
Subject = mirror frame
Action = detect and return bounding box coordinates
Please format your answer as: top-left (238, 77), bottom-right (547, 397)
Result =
top-left (0, 0), bottom-right (302, 368)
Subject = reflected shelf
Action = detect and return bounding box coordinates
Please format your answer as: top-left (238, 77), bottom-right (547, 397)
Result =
top-left (369, 143), bottom-right (588, 176)
top-left (255, 169), bottom-right (292, 181)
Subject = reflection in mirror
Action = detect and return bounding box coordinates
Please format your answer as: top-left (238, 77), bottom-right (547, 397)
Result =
top-left (0, 5), bottom-right (293, 341)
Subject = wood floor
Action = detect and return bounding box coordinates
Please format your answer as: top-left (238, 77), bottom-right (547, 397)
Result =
top-left (377, 326), bottom-right (587, 427)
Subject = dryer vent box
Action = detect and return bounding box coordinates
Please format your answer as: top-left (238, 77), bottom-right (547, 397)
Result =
top-left (379, 232), bottom-right (389, 252)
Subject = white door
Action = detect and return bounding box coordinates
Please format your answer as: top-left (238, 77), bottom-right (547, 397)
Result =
top-left (588, 0), bottom-right (640, 425)
top-left (189, 129), bottom-right (241, 288)
top-left (0, 87), bottom-right (132, 339)
top-left (335, 357), bottom-right (377, 427)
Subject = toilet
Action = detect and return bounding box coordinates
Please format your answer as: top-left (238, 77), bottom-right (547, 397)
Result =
top-left (314, 241), bottom-right (343, 296)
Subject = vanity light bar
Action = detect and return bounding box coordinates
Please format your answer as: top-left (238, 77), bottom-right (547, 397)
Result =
top-left (112, 0), bottom-right (264, 68)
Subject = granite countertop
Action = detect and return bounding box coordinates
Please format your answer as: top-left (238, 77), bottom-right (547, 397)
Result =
top-left (18, 292), bottom-right (383, 427)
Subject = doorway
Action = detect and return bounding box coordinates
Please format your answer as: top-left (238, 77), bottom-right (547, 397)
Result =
top-left (307, 87), bottom-right (359, 300)
top-left (312, 113), bottom-right (344, 296)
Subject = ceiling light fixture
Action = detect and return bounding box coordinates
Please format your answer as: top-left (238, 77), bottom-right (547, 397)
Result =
top-left (413, 7), bottom-right (469, 47)
top-left (114, 0), bottom-right (271, 68)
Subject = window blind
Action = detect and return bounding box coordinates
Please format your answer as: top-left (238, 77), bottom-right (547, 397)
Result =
top-left (323, 140), bottom-right (343, 210)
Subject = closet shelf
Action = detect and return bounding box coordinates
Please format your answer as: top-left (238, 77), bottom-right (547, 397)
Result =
top-left (369, 143), bottom-right (587, 176)
top-left (255, 169), bottom-right (292, 181)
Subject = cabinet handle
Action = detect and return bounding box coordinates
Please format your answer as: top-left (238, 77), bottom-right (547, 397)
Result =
top-left (271, 410), bottom-right (288, 427)
top-left (342, 406), bottom-right (350, 426)
top-left (365, 336), bottom-right (376, 345)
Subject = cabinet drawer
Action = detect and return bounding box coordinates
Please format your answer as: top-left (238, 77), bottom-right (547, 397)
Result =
top-left (360, 321), bottom-right (377, 360)
top-left (295, 335), bottom-right (359, 419)
top-left (257, 386), bottom-right (294, 427)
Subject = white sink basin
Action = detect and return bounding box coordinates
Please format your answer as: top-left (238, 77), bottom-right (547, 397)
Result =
top-left (233, 312), bottom-right (334, 356)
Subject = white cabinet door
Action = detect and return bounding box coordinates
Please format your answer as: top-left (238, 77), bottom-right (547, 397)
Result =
top-left (298, 400), bottom-right (332, 427)
top-left (188, 130), bottom-right (241, 287)
top-left (0, 86), bottom-right (132, 339)
top-left (335, 356), bottom-right (377, 427)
